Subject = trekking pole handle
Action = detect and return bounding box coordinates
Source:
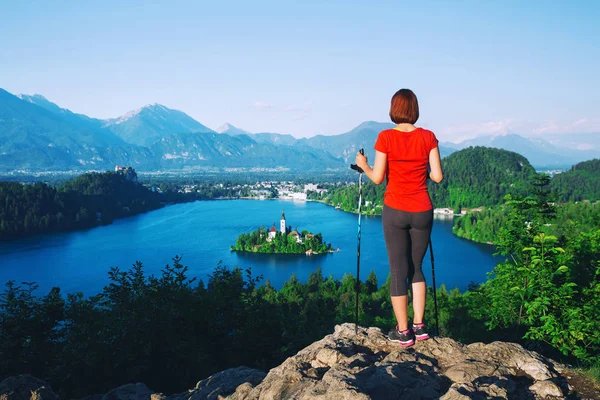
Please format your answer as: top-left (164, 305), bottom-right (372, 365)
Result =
top-left (350, 148), bottom-right (365, 173)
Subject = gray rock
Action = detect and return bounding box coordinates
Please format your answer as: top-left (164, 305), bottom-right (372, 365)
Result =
top-left (529, 379), bottom-right (564, 398)
top-left (187, 367), bottom-right (265, 400)
top-left (440, 383), bottom-right (481, 400)
top-left (436, 377), bottom-right (514, 400)
top-left (316, 348), bottom-right (342, 367)
top-left (444, 361), bottom-right (504, 384)
top-left (0, 375), bottom-right (58, 400)
top-left (101, 383), bottom-right (153, 400)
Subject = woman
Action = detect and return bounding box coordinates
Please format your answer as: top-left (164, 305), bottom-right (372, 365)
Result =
top-left (355, 88), bottom-right (443, 346)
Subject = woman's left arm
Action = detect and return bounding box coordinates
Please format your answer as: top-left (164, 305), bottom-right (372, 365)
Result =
top-left (356, 150), bottom-right (387, 184)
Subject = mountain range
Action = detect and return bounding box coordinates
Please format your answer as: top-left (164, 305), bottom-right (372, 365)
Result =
top-left (441, 133), bottom-right (598, 169)
top-left (218, 123), bottom-right (299, 147)
top-left (0, 88), bottom-right (596, 172)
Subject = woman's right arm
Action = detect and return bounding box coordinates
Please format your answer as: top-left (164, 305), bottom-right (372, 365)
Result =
top-left (429, 147), bottom-right (443, 183)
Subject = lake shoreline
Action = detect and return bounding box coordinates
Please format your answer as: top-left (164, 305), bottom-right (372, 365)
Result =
top-left (0, 191), bottom-right (490, 252)
top-left (0, 199), bottom-right (499, 297)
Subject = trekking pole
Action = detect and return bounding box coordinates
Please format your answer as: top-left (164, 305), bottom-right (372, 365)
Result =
top-left (429, 239), bottom-right (439, 336)
top-left (350, 149), bottom-right (365, 335)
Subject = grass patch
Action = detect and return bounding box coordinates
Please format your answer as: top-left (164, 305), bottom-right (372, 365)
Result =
top-left (579, 362), bottom-right (600, 384)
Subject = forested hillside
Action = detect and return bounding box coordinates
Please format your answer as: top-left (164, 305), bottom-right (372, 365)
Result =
top-left (453, 201), bottom-right (599, 245)
top-left (428, 146), bottom-right (536, 209)
top-left (319, 181), bottom-right (386, 215)
top-left (0, 171), bottom-right (161, 239)
top-left (454, 167), bottom-right (600, 245)
top-left (551, 159), bottom-right (600, 202)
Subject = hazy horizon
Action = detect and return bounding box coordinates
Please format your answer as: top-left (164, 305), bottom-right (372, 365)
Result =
top-left (5, 87), bottom-right (600, 147)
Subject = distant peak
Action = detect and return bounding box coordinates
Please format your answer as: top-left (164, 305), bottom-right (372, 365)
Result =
top-left (106, 104), bottom-right (173, 125)
top-left (142, 103), bottom-right (169, 110)
top-left (216, 123), bottom-right (249, 134)
top-left (17, 93), bottom-right (49, 102)
top-left (114, 107), bottom-right (143, 124)
top-left (353, 121), bottom-right (395, 130)
top-left (490, 129), bottom-right (517, 138)
top-left (357, 120), bottom-right (382, 127)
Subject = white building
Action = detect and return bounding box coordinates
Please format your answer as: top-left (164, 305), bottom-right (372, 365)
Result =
top-left (291, 192), bottom-right (307, 201)
top-left (288, 230), bottom-right (303, 244)
top-left (280, 210), bottom-right (286, 233)
top-left (268, 225), bottom-right (277, 240)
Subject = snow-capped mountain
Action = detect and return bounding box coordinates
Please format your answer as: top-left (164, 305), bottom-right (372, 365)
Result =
top-left (104, 104), bottom-right (215, 146)
top-left (216, 123), bottom-right (250, 135)
top-left (18, 93), bottom-right (72, 114)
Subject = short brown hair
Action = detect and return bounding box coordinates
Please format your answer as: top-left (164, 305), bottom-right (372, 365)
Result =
top-left (389, 89), bottom-right (419, 124)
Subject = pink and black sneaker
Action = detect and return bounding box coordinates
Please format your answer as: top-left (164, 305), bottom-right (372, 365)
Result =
top-left (412, 323), bottom-right (430, 341)
top-left (387, 325), bottom-right (415, 347)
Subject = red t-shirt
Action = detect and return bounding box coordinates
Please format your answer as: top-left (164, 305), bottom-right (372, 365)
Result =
top-left (374, 128), bottom-right (438, 212)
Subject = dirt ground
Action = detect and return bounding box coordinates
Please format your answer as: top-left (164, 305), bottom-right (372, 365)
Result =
top-left (564, 369), bottom-right (600, 399)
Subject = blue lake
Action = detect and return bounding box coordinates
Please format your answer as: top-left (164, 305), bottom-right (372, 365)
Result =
top-left (0, 200), bottom-right (498, 295)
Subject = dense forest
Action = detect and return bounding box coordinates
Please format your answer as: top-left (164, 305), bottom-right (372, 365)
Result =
top-left (428, 146), bottom-right (536, 209)
top-left (453, 169), bottom-right (600, 245)
top-left (318, 181), bottom-right (386, 215)
top-left (454, 201), bottom-right (600, 245)
top-left (231, 228), bottom-right (333, 254)
top-left (0, 170), bottom-right (162, 239)
top-left (551, 158), bottom-right (600, 202)
top-left (1, 176), bottom-right (598, 397)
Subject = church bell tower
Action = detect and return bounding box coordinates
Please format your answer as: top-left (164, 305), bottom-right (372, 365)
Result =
top-left (280, 209), bottom-right (286, 234)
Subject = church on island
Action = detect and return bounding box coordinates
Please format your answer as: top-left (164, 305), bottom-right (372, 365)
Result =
top-left (267, 209), bottom-right (308, 244)
top-left (231, 209), bottom-right (332, 255)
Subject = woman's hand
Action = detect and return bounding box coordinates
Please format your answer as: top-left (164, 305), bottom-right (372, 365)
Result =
top-left (356, 151), bottom-right (368, 170)
top-left (357, 150), bottom-right (387, 185)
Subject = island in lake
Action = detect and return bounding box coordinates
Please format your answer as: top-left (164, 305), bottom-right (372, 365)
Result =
top-left (231, 210), bottom-right (336, 255)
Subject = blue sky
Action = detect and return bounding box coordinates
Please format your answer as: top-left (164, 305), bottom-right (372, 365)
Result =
top-left (1, 0), bottom-right (599, 141)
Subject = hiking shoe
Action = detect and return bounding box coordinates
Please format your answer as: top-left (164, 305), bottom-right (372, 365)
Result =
top-left (387, 326), bottom-right (415, 347)
top-left (412, 323), bottom-right (430, 341)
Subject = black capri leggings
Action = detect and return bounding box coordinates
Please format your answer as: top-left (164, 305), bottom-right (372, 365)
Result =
top-left (382, 204), bottom-right (433, 296)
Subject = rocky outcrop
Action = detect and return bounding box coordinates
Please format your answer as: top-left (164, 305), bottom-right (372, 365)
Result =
top-left (164, 367), bottom-right (267, 400)
top-left (224, 324), bottom-right (573, 400)
top-left (2, 324), bottom-right (593, 399)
